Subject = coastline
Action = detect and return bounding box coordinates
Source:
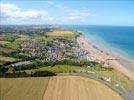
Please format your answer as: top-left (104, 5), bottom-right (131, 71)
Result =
top-left (77, 35), bottom-right (134, 81)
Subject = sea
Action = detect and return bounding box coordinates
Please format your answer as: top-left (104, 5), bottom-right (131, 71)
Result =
top-left (62, 25), bottom-right (134, 60)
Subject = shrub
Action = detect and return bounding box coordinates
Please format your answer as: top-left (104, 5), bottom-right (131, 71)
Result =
top-left (0, 67), bottom-right (8, 74)
top-left (32, 71), bottom-right (56, 77)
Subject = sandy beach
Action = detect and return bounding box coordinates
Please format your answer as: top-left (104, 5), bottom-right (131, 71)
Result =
top-left (77, 35), bottom-right (134, 81)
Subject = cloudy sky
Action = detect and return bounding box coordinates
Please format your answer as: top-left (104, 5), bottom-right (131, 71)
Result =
top-left (0, 0), bottom-right (134, 26)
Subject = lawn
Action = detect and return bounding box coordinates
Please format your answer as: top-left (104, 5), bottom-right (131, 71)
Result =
top-left (0, 77), bottom-right (49, 100)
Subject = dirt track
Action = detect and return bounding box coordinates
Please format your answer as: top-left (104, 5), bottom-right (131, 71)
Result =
top-left (43, 76), bottom-right (122, 100)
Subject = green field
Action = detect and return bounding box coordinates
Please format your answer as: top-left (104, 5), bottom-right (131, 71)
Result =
top-left (95, 70), bottom-right (134, 90)
top-left (0, 47), bottom-right (14, 53)
top-left (20, 65), bottom-right (81, 74)
top-left (0, 77), bottom-right (49, 100)
top-left (39, 65), bottom-right (80, 73)
top-left (0, 56), bottom-right (17, 62)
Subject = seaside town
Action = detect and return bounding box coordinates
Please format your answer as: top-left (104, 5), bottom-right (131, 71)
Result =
top-left (0, 26), bottom-right (134, 100)
top-left (1, 0), bottom-right (134, 100)
top-left (0, 25), bottom-right (113, 69)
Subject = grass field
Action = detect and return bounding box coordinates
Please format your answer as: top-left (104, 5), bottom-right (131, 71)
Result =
top-left (18, 65), bottom-right (80, 74)
top-left (39, 65), bottom-right (80, 73)
top-left (96, 70), bottom-right (134, 90)
top-left (0, 41), bottom-right (10, 46)
top-left (0, 56), bottom-right (17, 62)
top-left (84, 66), bottom-right (134, 91)
top-left (0, 47), bottom-right (14, 53)
top-left (46, 29), bottom-right (76, 37)
top-left (0, 77), bottom-right (49, 100)
top-left (5, 40), bottom-right (22, 50)
top-left (16, 35), bottom-right (31, 41)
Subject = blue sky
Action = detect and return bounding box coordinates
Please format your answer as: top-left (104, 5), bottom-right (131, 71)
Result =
top-left (0, 0), bottom-right (134, 26)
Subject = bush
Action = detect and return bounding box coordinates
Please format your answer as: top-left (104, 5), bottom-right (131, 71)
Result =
top-left (0, 67), bottom-right (8, 74)
top-left (13, 64), bottom-right (39, 71)
top-left (32, 71), bottom-right (56, 77)
top-left (0, 71), bottom-right (30, 78)
top-left (12, 60), bottom-right (45, 71)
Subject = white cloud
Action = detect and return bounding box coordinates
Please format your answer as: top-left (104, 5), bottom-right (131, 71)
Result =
top-left (0, 3), bottom-right (18, 19)
top-left (47, 1), bottom-right (54, 5)
top-left (64, 9), bottom-right (93, 22)
top-left (0, 2), bottom-right (95, 24)
top-left (0, 3), bottom-right (19, 11)
top-left (21, 11), bottom-right (40, 18)
top-left (46, 1), bottom-right (94, 23)
top-left (0, 3), bottom-right (50, 23)
top-left (47, 0), bottom-right (69, 11)
top-left (67, 16), bottom-right (82, 22)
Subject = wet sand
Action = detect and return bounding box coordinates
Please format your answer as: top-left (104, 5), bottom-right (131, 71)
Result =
top-left (77, 35), bottom-right (134, 81)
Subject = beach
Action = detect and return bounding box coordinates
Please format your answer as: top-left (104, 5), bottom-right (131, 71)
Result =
top-left (77, 35), bottom-right (134, 81)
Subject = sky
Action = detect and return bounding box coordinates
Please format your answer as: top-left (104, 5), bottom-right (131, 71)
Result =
top-left (0, 0), bottom-right (134, 26)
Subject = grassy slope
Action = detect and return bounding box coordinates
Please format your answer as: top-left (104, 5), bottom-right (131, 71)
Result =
top-left (82, 66), bottom-right (134, 90)
top-left (0, 77), bottom-right (49, 100)
top-left (96, 70), bottom-right (134, 90)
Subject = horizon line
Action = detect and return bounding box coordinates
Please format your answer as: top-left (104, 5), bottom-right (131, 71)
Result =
top-left (0, 24), bottom-right (134, 27)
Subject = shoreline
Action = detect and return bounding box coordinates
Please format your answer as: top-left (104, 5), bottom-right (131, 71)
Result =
top-left (77, 35), bottom-right (134, 81)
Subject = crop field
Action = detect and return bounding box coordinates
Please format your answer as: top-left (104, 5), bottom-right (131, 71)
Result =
top-left (0, 77), bottom-right (49, 100)
top-left (0, 76), bottom-right (123, 100)
top-left (46, 29), bottom-right (76, 37)
top-left (16, 35), bottom-right (31, 40)
top-left (43, 76), bottom-right (122, 100)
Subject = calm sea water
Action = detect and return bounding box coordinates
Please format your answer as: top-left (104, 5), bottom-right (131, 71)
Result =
top-left (62, 25), bottom-right (134, 59)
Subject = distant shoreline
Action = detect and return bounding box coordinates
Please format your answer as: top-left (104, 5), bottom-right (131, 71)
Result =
top-left (77, 34), bottom-right (134, 81)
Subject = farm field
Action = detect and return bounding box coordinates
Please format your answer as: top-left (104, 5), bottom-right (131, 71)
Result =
top-left (0, 77), bottom-right (49, 100)
top-left (46, 29), bottom-right (76, 37)
top-left (0, 47), bottom-right (14, 53)
top-left (43, 76), bottom-right (123, 100)
top-left (0, 76), bottom-right (123, 100)
top-left (0, 41), bottom-right (10, 46)
top-left (0, 56), bottom-right (17, 62)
